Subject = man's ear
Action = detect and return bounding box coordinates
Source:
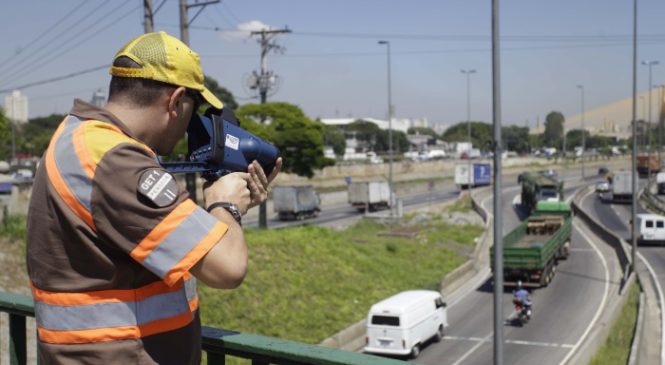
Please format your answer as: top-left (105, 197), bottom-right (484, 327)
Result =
top-left (167, 87), bottom-right (187, 119)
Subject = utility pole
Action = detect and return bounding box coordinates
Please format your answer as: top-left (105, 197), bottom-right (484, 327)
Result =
top-left (178, 0), bottom-right (220, 203)
top-left (630, 0), bottom-right (637, 279)
top-left (179, 0), bottom-right (220, 46)
top-left (577, 85), bottom-right (585, 179)
top-left (491, 0), bottom-right (504, 363)
top-left (250, 27), bottom-right (291, 228)
top-left (143, 0), bottom-right (154, 33)
top-left (642, 60), bottom-right (659, 179)
top-left (378, 40), bottom-right (394, 217)
top-left (461, 69), bottom-right (476, 195)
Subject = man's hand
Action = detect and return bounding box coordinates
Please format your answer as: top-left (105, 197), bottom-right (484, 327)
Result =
top-left (203, 173), bottom-right (251, 214)
top-left (247, 157), bottom-right (283, 209)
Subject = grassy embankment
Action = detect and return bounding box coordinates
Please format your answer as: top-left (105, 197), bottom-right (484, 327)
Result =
top-left (0, 209), bottom-right (484, 345)
top-left (588, 282), bottom-right (640, 365)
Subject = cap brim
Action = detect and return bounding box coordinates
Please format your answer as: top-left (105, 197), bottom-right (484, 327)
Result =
top-left (201, 87), bottom-right (223, 110)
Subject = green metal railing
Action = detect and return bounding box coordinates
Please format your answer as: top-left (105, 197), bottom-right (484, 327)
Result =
top-left (0, 291), bottom-right (409, 365)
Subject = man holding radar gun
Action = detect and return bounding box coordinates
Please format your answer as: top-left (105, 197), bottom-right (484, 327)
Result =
top-left (26, 31), bottom-right (282, 364)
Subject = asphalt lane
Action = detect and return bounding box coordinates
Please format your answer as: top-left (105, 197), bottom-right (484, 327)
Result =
top-left (412, 182), bottom-right (617, 365)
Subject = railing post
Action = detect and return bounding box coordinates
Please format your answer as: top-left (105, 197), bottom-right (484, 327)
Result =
top-left (9, 313), bottom-right (26, 365)
top-left (207, 352), bottom-right (225, 365)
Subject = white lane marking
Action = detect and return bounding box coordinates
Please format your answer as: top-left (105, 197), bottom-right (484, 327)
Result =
top-left (558, 190), bottom-right (611, 365)
top-left (451, 332), bottom-right (493, 365)
top-left (444, 336), bottom-right (574, 349)
top-left (636, 250), bottom-right (665, 364)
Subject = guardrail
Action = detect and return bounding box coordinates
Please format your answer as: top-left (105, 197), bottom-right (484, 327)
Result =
top-left (0, 291), bottom-right (409, 365)
top-left (570, 186), bottom-right (631, 279)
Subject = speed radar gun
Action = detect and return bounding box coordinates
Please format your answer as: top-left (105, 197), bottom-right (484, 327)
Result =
top-left (161, 107), bottom-right (280, 180)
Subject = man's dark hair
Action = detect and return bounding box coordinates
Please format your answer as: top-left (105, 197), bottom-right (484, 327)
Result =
top-left (108, 56), bottom-right (175, 107)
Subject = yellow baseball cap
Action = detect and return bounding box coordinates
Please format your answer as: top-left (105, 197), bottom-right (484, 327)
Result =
top-left (109, 31), bottom-right (223, 109)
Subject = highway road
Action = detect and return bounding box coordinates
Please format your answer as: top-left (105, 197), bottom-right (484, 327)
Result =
top-left (412, 177), bottom-right (621, 365)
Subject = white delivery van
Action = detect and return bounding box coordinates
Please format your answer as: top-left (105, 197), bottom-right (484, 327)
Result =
top-left (364, 290), bottom-right (448, 358)
top-left (637, 214), bottom-right (665, 245)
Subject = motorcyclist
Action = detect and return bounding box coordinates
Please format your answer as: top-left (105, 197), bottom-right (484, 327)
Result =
top-left (512, 281), bottom-right (532, 319)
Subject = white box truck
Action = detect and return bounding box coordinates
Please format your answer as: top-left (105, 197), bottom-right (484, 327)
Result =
top-left (272, 185), bottom-right (320, 221)
top-left (455, 163), bottom-right (491, 189)
top-left (611, 171), bottom-right (632, 203)
top-left (348, 181), bottom-right (391, 212)
top-left (364, 290), bottom-right (448, 358)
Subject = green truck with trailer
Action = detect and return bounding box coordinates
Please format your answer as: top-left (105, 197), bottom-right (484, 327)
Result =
top-left (491, 201), bottom-right (573, 287)
top-left (518, 172), bottom-right (564, 214)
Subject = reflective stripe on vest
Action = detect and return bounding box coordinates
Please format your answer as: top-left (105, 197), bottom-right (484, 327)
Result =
top-left (44, 116), bottom-right (155, 231)
top-left (130, 199), bottom-right (226, 286)
top-left (33, 276), bottom-right (198, 344)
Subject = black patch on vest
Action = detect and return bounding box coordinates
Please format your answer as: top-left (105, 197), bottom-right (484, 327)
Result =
top-left (138, 169), bottom-right (178, 207)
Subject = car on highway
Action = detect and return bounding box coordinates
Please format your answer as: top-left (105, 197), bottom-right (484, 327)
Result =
top-left (595, 180), bottom-right (610, 193)
top-left (598, 166), bottom-right (609, 177)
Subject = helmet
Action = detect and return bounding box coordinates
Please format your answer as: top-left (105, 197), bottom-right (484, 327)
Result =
top-left (516, 280), bottom-right (523, 289)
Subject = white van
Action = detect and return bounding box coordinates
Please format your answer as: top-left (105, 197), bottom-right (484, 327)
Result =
top-left (364, 290), bottom-right (448, 358)
top-left (637, 214), bottom-right (665, 244)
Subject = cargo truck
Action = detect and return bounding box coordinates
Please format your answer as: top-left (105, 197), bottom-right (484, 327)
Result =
top-left (272, 185), bottom-right (321, 220)
top-left (611, 170), bottom-right (632, 203)
top-left (518, 172), bottom-right (563, 214)
top-left (637, 154), bottom-right (661, 176)
top-left (454, 163), bottom-right (491, 189)
top-left (490, 201), bottom-right (573, 287)
top-left (348, 181), bottom-right (391, 212)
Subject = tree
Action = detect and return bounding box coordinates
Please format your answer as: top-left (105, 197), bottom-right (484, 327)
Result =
top-left (407, 126), bottom-right (438, 139)
top-left (0, 108), bottom-right (10, 161)
top-left (502, 125), bottom-right (530, 154)
top-left (565, 129), bottom-right (591, 149)
top-left (236, 102), bottom-right (333, 178)
top-left (543, 111), bottom-right (565, 148)
top-left (20, 113), bottom-right (65, 157)
top-left (347, 120), bottom-right (381, 151)
top-left (204, 75), bottom-right (238, 110)
top-left (441, 121), bottom-right (492, 151)
top-left (322, 124), bottom-right (346, 156)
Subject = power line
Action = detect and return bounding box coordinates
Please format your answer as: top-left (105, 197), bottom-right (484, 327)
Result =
top-left (0, 0), bottom-right (89, 66)
top-left (0, 64), bottom-right (108, 94)
top-left (0, 1), bottom-right (136, 86)
top-left (0, 1), bottom-right (114, 78)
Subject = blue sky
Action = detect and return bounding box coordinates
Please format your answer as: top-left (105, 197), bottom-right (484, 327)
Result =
top-left (1, 0), bottom-right (664, 131)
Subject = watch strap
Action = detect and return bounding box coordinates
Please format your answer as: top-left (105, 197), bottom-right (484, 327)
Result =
top-left (206, 202), bottom-right (242, 225)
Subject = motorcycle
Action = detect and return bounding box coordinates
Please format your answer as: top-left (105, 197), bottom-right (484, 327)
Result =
top-left (508, 299), bottom-right (531, 327)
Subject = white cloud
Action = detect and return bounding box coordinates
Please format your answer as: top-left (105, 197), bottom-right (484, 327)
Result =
top-left (221, 20), bottom-right (272, 41)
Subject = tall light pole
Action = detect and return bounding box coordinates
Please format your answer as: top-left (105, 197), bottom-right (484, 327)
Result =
top-left (461, 69), bottom-right (477, 191)
top-left (491, 0), bottom-right (504, 362)
top-left (577, 85), bottom-right (585, 179)
top-left (378, 40), bottom-right (394, 217)
top-left (642, 60), bottom-right (659, 178)
top-left (657, 84), bottom-right (665, 156)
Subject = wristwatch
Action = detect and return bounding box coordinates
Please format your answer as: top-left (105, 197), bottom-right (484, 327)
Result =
top-left (206, 202), bottom-right (242, 225)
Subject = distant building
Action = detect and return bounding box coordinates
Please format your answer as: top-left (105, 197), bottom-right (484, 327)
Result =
top-left (4, 90), bottom-right (28, 123)
top-left (90, 88), bottom-right (106, 108)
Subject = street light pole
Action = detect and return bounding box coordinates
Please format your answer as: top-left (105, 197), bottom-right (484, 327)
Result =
top-left (577, 85), bottom-right (585, 179)
top-left (642, 60), bottom-right (659, 178)
top-left (378, 40), bottom-right (394, 217)
top-left (461, 69), bottom-right (476, 192)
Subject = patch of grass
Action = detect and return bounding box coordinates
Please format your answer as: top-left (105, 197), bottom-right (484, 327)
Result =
top-left (422, 221), bottom-right (484, 246)
top-left (446, 194), bottom-right (473, 214)
top-left (0, 215), bottom-right (27, 242)
top-left (588, 282), bottom-right (640, 365)
top-left (199, 218), bottom-right (469, 345)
